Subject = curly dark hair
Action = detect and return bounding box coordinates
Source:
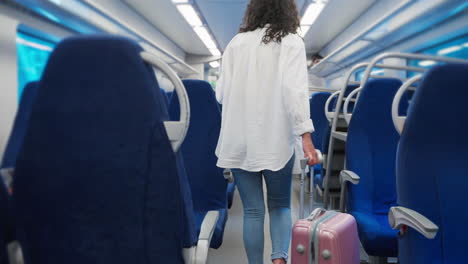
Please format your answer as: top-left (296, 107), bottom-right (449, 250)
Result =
top-left (239, 0), bottom-right (300, 44)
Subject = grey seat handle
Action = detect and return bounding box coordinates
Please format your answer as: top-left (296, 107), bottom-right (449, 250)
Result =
top-left (392, 75), bottom-right (422, 135)
top-left (343, 87), bottom-right (362, 124)
top-left (140, 51), bottom-right (190, 152)
top-left (325, 91), bottom-right (341, 122)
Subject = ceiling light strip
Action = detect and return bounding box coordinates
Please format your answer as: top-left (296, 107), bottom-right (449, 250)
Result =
top-left (172, 0), bottom-right (221, 57)
top-left (299, 0), bottom-right (326, 38)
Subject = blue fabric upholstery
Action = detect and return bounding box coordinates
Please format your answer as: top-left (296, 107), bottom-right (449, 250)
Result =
top-left (169, 79), bottom-right (228, 248)
top-left (346, 78), bottom-right (403, 257)
top-left (321, 125), bottom-right (332, 155)
top-left (0, 181), bottom-right (9, 264)
top-left (166, 91), bottom-right (174, 102)
top-left (160, 88), bottom-right (170, 107)
top-left (174, 151), bottom-right (198, 248)
top-left (309, 92), bottom-right (331, 190)
top-left (12, 35), bottom-right (188, 264)
top-left (342, 84), bottom-right (360, 114)
top-left (396, 63), bottom-right (468, 264)
top-left (313, 165), bottom-right (323, 189)
top-left (1, 82), bottom-right (39, 169)
top-left (310, 92), bottom-right (331, 152)
top-left (331, 84), bottom-right (360, 113)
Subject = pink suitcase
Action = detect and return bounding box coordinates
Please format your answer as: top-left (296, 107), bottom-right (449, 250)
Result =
top-left (292, 157), bottom-right (360, 264)
top-left (291, 208), bottom-right (360, 264)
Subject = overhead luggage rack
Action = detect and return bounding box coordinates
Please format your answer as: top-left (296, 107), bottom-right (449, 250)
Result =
top-left (322, 52), bottom-right (468, 209)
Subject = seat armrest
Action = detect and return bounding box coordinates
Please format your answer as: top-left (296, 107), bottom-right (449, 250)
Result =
top-left (340, 170), bottom-right (360, 185)
top-left (183, 247), bottom-right (195, 264)
top-left (339, 170), bottom-right (360, 212)
top-left (7, 242), bottom-right (23, 264)
top-left (389, 206), bottom-right (438, 239)
top-left (223, 169), bottom-right (234, 183)
top-left (0, 167), bottom-right (14, 187)
top-left (194, 210), bottom-right (220, 264)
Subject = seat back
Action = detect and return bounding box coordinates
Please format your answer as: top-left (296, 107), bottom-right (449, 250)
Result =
top-left (0, 181), bottom-right (9, 264)
top-left (169, 80), bottom-right (227, 211)
top-left (346, 78), bottom-right (402, 256)
top-left (396, 63), bottom-right (468, 264)
top-left (343, 84), bottom-right (360, 113)
top-left (310, 92), bottom-right (331, 152)
top-left (346, 78), bottom-right (402, 215)
top-left (331, 84), bottom-right (360, 112)
top-left (1, 82), bottom-right (39, 169)
top-left (13, 35), bottom-right (188, 264)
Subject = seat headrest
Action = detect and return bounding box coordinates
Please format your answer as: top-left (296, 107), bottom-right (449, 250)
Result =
top-left (37, 34), bottom-right (168, 126)
top-left (170, 79), bottom-right (219, 118)
top-left (405, 63), bottom-right (468, 139)
top-left (311, 92), bottom-right (331, 102)
top-left (345, 84), bottom-right (360, 96)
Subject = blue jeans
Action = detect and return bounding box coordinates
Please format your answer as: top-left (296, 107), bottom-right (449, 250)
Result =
top-left (231, 156), bottom-right (294, 263)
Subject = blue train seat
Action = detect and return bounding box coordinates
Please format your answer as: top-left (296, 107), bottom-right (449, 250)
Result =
top-left (0, 181), bottom-right (10, 264)
top-left (166, 90), bottom-right (174, 101)
top-left (1, 82), bottom-right (39, 170)
top-left (391, 63), bottom-right (468, 264)
top-left (12, 35), bottom-right (189, 264)
top-left (341, 78), bottom-right (403, 257)
top-left (309, 92), bottom-right (331, 190)
top-left (330, 84), bottom-right (360, 114)
top-left (310, 92), bottom-right (331, 152)
top-left (169, 79), bottom-right (228, 249)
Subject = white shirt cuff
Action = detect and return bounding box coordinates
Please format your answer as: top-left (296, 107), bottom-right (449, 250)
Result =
top-left (294, 119), bottom-right (314, 136)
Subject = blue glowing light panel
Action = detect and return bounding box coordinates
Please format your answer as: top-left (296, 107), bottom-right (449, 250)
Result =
top-left (16, 31), bottom-right (56, 99)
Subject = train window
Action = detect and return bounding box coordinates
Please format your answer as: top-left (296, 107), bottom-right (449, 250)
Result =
top-left (407, 35), bottom-right (468, 77)
top-left (354, 68), bottom-right (384, 82)
top-left (16, 31), bottom-right (56, 99)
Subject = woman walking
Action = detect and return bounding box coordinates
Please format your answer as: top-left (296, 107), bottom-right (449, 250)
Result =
top-left (215, 0), bottom-right (319, 263)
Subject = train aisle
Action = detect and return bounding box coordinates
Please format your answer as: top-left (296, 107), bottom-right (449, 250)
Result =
top-left (208, 175), bottom-right (304, 264)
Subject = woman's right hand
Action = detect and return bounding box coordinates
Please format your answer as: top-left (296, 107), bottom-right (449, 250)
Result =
top-left (302, 133), bottom-right (319, 166)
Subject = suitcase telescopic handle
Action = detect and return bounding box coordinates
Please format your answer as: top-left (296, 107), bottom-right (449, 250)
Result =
top-left (299, 150), bottom-right (324, 219)
top-left (300, 150), bottom-right (324, 169)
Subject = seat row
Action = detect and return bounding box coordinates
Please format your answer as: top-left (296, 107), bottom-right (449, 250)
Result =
top-left (0, 35), bottom-right (233, 264)
top-left (308, 57), bottom-right (468, 264)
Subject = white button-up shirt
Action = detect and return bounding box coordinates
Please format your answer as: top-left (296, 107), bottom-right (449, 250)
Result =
top-left (215, 27), bottom-right (314, 172)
